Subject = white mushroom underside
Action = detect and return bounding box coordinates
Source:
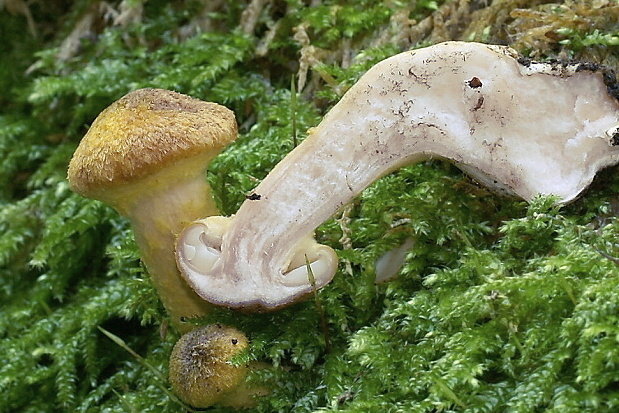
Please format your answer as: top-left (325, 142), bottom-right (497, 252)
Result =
top-left (177, 216), bottom-right (339, 307)
top-left (177, 41), bottom-right (619, 309)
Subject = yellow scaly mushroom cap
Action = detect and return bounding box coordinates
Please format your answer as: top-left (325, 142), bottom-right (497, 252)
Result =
top-left (67, 88), bottom-right (236, 204)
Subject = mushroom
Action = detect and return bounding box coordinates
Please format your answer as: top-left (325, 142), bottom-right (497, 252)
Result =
top-left (176, 41), bottom-right (619, 309)
top-left (168, 323), bottom-right (267, 409)
top-left (67, 88), bottom-right (237, 329)
top-left (375, 237), bottom-right (416, 284)
top-left (169, 324), bottom-right (246, 408)
top-left (168, 324), bottom-right (246, 408)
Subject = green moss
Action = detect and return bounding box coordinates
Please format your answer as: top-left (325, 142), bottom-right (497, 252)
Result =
top-left (1, 0), bottom-right (619, 412)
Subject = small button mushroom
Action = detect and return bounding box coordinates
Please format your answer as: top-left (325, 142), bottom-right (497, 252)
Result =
top-left (176, 41), bottom-right (619, 309)
top-left (168, 324), bottom-right (259, 409)
top-left (67, 88), bottom-right (237, 329)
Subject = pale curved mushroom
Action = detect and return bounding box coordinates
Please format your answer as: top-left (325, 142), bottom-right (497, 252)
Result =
top-left (176, 41), bottom-right (619, 309)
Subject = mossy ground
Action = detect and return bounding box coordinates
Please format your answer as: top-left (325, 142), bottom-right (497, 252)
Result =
top-left (1, 0), bottom-right (618, 412)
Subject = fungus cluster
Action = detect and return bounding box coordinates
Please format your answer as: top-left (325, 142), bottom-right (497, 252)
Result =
top-left (175, 41), bottom-right (619, 309)
top-left (68, 42), bottom-right (619, 410)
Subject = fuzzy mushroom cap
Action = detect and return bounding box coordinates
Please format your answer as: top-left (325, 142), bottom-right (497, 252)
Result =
top-left (168, 324), bottom-right (249, 408)
top-left (67, 88), bottom-right (237, 202)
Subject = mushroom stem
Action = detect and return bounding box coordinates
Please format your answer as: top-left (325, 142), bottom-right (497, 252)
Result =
top-left (177, 41), bottom-right (619, 309)
top-left (117, 164), bottom-right (217, 329)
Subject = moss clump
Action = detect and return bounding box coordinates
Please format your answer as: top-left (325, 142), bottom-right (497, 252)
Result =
top-left (1, 0), bottom-right (618, 412)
